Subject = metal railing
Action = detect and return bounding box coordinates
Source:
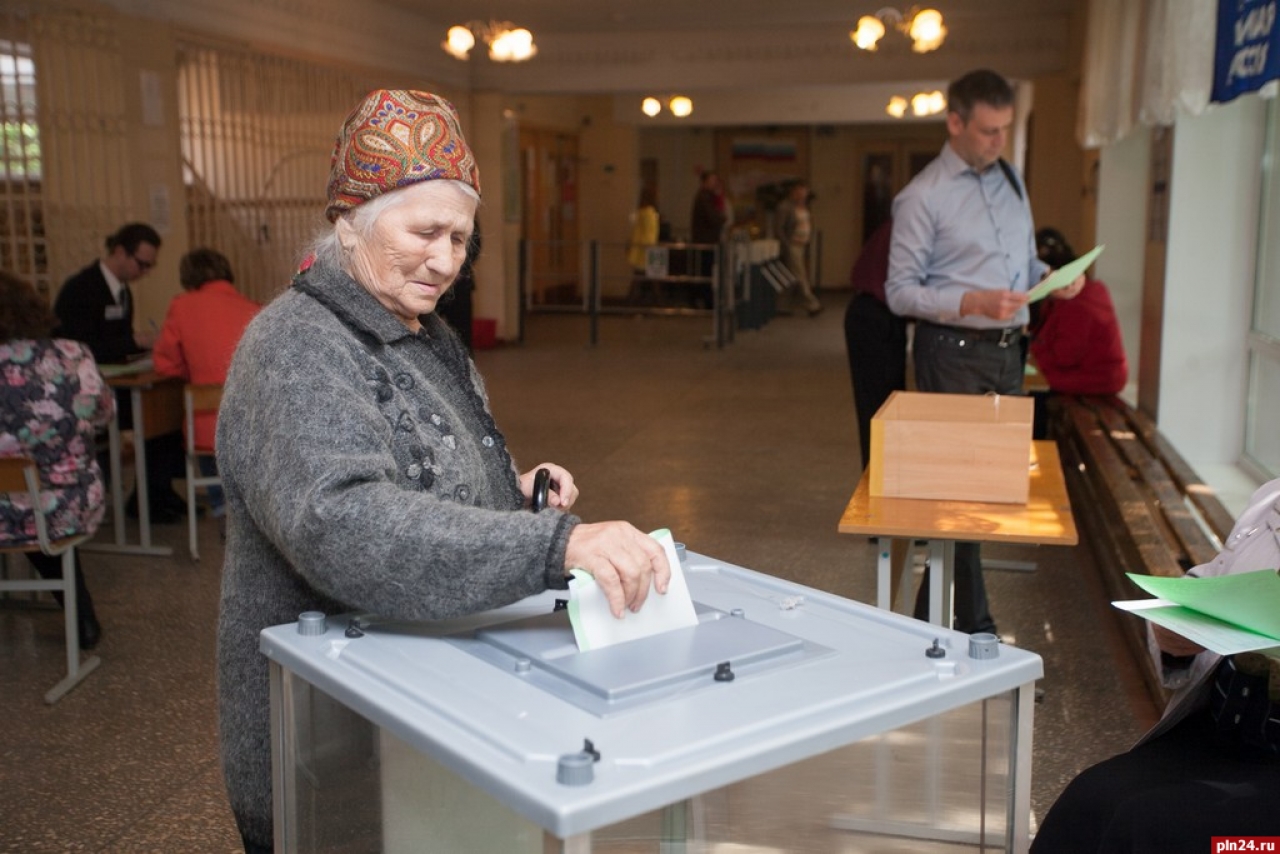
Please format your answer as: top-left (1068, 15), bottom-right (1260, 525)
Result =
top-left (520, 239), bottom-right (732, 348)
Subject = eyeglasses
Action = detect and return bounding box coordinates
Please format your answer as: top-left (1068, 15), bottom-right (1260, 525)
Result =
top-left (130, 252), bottom-right (156, 272)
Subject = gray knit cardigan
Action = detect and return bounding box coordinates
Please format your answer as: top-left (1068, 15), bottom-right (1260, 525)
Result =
top-left (215, 260), bottom-right (576, 848)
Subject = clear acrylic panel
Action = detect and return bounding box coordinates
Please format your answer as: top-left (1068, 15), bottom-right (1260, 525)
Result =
top-left (275, 666), bottom-right (1018, 854)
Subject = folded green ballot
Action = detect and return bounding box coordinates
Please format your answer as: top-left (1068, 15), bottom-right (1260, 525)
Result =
top-left (1114, 568), bottom-right (1280, 656)
top-left (1027, 244), bottom-right (1105, 303)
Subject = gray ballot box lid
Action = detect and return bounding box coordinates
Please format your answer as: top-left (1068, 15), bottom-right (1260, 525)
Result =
top-left (259, 551), bottom-right (1043, 838)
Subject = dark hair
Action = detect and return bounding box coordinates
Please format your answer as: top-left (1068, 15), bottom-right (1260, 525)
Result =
top-left (1036, 227), bottom-right (1076, 269)
top-left (179, 247), bottom-right (236, 291)
top-left (639, 186), bottom-right (658, 208)
top-left (0, 269), bottom-right (57, 340)
top-left (105, 222), bottom-right (162, 255)
top-left (947, 69), bottom-right (1014, 123)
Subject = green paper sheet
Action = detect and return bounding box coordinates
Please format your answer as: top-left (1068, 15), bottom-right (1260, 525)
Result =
top-left (1125, 568), bottom-right (1280, 641)
top-left (1027, 244), bottom-right (1105, 303)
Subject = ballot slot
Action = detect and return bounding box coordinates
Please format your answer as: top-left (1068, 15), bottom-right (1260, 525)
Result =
top-left (448, 602), bottom-right (830, 716)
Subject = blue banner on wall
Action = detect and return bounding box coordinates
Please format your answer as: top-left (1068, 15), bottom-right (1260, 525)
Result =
top-left (1213, 0), bottom-right (1280, 103)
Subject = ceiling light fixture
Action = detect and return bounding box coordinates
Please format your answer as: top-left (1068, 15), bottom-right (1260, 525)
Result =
top-left (852, 7), bottom-right (947, 53)
top-left (640, 95), bottom-right (694, 118)
top-left (885, 89), bottom-right (947, 118)
top-left (911, 89), bottom-right (946, 116)
top-left (443, 21), bottom-right (537, 62)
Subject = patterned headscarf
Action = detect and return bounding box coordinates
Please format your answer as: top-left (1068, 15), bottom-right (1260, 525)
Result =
top-left (324, 90), bottom-right (481, 222)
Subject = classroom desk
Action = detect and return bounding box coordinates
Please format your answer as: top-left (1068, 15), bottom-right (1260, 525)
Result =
top-left (838, 440), bottom-right (1078, 627)
top-left (85, 364), bottom-right (182, 557)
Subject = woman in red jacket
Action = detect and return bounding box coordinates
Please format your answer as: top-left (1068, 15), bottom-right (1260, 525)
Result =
top-left (1029, 228), bottom-right (1128, 396)
top-left (152, 249), bottom-right (260, 525)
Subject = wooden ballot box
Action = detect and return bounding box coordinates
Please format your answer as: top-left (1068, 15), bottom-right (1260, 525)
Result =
top-left (869, 391), bottom-right (1034, 505)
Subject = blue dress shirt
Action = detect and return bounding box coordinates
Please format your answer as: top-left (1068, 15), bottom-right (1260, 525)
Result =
top-left (885, 144), bottom-right (1047, 329)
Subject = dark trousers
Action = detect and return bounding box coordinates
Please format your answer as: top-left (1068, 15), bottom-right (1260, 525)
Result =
top-left (910, 321), bottom-right (1024, 634)
top-left (1031, 711), bottom-right (1280, 853)
top-left (844, 293), bottom-right (908, 471)
top-left (25, 550), bottom-right (97, 622)
top-left (103, 388), bottom-right (185, 508)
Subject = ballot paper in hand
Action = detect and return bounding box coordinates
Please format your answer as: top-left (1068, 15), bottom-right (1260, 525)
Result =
top-left (1113, 568), bottom-right (1280, 656)
top-left (567, 528), bottom-right (698, 651)
top-left (1027, 244), bottom-right (1105, 303)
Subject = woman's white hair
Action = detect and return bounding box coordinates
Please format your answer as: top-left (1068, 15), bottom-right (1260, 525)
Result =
top-left (306, 179), bottom-right (479, 269)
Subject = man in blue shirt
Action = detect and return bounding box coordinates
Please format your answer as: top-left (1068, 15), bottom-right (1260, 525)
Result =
top-left (885, 69), bottom-right (1079, 634)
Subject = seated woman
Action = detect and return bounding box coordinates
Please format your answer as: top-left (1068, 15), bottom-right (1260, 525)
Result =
top-left (1029, 228), bottom-right (1128, 396)
top-left (217, 90), bottom-right (673, 854)
top-left (1031, 478), bottom-right (1280, 852)
top-left (0, 270), bottom-right (115, 648)
top-left (152, 247), bottom-right (260, 528)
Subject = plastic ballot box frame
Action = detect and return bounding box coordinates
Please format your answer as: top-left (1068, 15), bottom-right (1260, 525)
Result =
top-left (262, 550), bottom-right (1043, 853)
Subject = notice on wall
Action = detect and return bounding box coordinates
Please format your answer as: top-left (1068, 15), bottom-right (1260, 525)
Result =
top-left (1212, 0), bottom-right (1280, 103)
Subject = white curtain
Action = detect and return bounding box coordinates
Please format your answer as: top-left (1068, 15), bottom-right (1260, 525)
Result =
top-left (1078, 0), bottom-right (1217, 148)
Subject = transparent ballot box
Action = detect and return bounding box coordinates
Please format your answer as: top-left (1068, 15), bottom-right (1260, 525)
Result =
top-left (262, 551), bottom-right (1043, 853)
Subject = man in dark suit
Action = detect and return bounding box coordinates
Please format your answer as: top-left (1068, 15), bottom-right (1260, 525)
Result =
top-left (55, 222), bottom-right (187, 523)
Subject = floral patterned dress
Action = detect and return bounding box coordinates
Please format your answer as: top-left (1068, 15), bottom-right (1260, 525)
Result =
top-left (0, 338), bottom-right (115, 544)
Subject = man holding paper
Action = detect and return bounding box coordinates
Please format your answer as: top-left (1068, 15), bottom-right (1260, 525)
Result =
top-left (884, 68), bottom-right (1083, 635)
top-left (1032, 479), bottom-right (1280, 852)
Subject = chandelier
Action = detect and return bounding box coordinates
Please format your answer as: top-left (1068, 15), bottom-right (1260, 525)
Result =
top-left (443, 21), bottom-right (537, 62)
top-left (851, 7), bottom-right (947, 53)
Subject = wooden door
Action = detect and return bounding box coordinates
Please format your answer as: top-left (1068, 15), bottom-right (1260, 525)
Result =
top-left (519, 128), bottom-right (579, 305)
top-left (853, 135), bottom-right (943, 248)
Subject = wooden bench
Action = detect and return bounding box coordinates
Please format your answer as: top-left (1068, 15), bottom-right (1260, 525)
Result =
top-left (1048, 394), bottom-right (1236, 703)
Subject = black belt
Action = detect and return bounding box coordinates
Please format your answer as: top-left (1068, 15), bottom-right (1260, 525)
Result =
top-left (920, 321), bottom-right (1023, 348)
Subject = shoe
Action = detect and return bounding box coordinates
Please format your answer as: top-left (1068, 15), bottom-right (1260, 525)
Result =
top-left (125, 492), bottom-right (184, 524)
top-left (807, 305), bottom-right (824, 317)
top-left (148, 506), bottom-right (183, 525)
top-left (78, 612), bottom-right (102, 650)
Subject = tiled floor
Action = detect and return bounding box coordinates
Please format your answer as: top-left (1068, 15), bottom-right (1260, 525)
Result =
top-left (1, 294), bottom-right (1161, 852)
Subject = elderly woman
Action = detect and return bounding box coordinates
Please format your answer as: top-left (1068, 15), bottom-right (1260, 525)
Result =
top-left (0, 270), bottom-right (114, 649)
top-left (216, 90), bottom-right (671, 854)
top-left (1032, 477), bottom-right (1280, 851)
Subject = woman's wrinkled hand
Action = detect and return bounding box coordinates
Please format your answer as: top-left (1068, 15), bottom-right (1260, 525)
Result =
top-left (564, 522), bottom-right (671, 618)
top-left (519, 463), bottom-right (579, 510)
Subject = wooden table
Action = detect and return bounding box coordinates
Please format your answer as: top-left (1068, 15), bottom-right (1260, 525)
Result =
top-left (85, 364), bottom-right (183, 557)
top-left (838, 440), bottom-right (1078, 627)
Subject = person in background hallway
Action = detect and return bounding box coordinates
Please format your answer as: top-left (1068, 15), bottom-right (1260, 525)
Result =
top-left (628, 186), bottom-right (660, 273)
top-left (152, 248), bottom-right (261, 530)
top-left (54, 222), bottom-right (188, 524)
top-left (215, 89), bottom-right (672, 854)
top-left (1, 270), bottom-right (114, 649)
top-left (775, 181), bottom-right (823, 317)
top-left (626, 187), bottom-right (662, 305)
top-left (844, 218), bottom-right (907, 471)
top-left (436, 218), bottom-right (480, 351)
top-left (1031, 477), bottom-right (1280, 853)
top-left (884, 68), bottom-right (1084, 635)
top-left (689, 170), bottom-right (726, 305)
